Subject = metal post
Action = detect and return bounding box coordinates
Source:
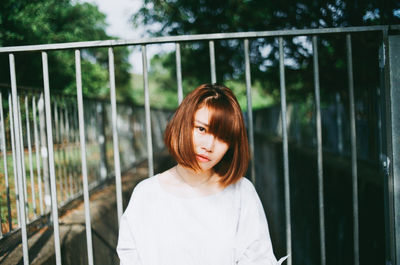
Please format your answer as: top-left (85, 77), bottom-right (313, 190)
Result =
top-left (68, 104), bottom-right (74, 194)
top-left (54, 102), bottom-right (63, 203)
top-left (346, 34), bottom-right (359, 265)
top-left (75, 49), bottom-right (94, 265)
top-left (64, 104), bottom-right (73, 199)
top-left (175, 43), bottom-right (183, 104)
top-left (0, 92), bottom-right (12, 232)
top-left (244, 39), bottom-right (256, 184)
top-left (17, 99), bottom-right (29, 219)
top-left (377, 42), bottom-right (391, 263)
top-left (279, 37), bottom-right (292, 265)
top-left (385, 34), bottom-right (400, 265)
top-left (335, 93), bottom-right (344, 154)
top-left (25, 96), bottom-right (37, 217)
top-left (9, 93), bottom-right (21, 227)
top-left (141, 45), bottom-right (154, 177)
top-left (42, 51), bottom-right (62, 265)
top-left (32, 96), bottom-right (44, 215)
top-left (69, 104), bottom-right (77, 195)
top-left (63, 107), bottom-right (73, 198)
top-left (9, 53), bottom-right (29, 265)
top-left (108, 47), bottom-right (123, 221)
top-left (73, 105), bottom-right (81, 193)
top-left (313, 36), bottom-right (326, 265)
top-left (59, 107), bottom-right (68, 201)
top-left (96, 102), bottom-right (108, 181)
top-left (209, 40), bottom-right (217, 84)
top-left (38, 94), bottom-right (51, 213)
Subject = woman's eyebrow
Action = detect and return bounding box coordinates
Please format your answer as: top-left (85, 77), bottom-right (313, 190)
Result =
top-left (195, 119), bottom-right (209, 127)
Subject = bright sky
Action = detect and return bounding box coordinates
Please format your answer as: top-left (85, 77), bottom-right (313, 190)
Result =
top-left (81, 0), bottom-right (142, 39)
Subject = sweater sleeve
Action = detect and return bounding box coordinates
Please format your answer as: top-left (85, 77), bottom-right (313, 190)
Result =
top-left (116, 189), bottom-right (142, 265)
top-left (235, 179), bottom-right (287, 265)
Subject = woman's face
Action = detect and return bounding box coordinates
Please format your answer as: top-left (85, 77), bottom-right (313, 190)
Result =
top-left (192, 107), bottom-right (229, 172)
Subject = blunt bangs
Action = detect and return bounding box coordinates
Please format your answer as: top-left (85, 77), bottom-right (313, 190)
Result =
top-left (202, 97), bottom-right (240, 145)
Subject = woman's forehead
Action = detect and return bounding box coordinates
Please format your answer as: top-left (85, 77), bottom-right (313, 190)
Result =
top-left (194, 107), bottom-right (211, 125)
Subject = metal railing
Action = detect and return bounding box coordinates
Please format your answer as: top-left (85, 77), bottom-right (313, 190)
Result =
top-left (0, 86), bottom-right (168, 262)
top-left (0, 25), bottom-right (399, 265)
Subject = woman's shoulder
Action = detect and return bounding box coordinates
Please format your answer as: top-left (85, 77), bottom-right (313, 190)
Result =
top-left (131, 175), bottom-right (160, 197)
top-left (230, 177), bottom-right (261, 205)
top-left (234, 177), bottom-right (256, 193)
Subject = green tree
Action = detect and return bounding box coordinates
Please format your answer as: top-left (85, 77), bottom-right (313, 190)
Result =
top-left (132, 0), bottom-right (399, 103)
top-left (0, 0), bottom-right (131, 97)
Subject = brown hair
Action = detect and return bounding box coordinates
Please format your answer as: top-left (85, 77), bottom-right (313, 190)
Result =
top-left (164, 84), bottom-right (250, 187)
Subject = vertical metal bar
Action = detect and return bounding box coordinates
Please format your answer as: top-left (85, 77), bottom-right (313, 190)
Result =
top-left (60, 104), bottom-right (67, 198)
top-left (59, 106), bottom-right (68, 201)
top-left (244, 39), bottom-right (256, 184)
top-left (73, 105), bottom-right (79, 193)
top-left (313, 36), bottom-right (326, 265)
top-left (377, 47), bottom-right (390, 261)
top-left (68, 104), bottom-right (74, 194)
top-left (108, 47), bottom-right (123, 222)
top-left (94, 103), bottom-right (100, 181)
top-left (87, 103), bottom-right (95, 182)
top-left (76, 104), bottom-right (82, 193)
top-left (42, 51), bottom-right (62, 265)
top-left (25, 96), bottom-right (37, 217)
top-left (386, 33), bottom-right (400, 265)
top-left (64, 106), bottom-right (73, 197)
top-left (209, 40), bottom-right (217, 84)
top-left (175, 43), bottom-right (183, 104)
top-left (9, 53), bottom-right (29, 265)
top-left (54, 102), bottom-right (59, 201)
top-left (68, 104), bottom-right (76, 195)
top-left (63, 107), bottom-right (72, 198)
top-left (96, 103), bottom-right (107, 181)
top-left (58, 106), bottom-right (64, 198)
top-left (17, 99), bottom-right (29, 219)
top-left (279, 37), bottom-right (292, 265)
top-left (378, 41), bottom-right (391, 263)
top-left (54, 102), bottom-right (62, 203)
top-left (346, 34), bottom-right (359, 265)
top-left (9, 93), bottom-right (20, 227)
top-left (75, 49), bottom-right (94, 265)
top-left (0, 93), bottom-right (12, 232)
top-left (38, 94), bottom-right (51, 213)
top-left (141, 45), bottom-right (154, 177)
top-left (335, 93), bottom-right (344, 154)
top-left (54, 102), bottom-right (59, 144)
top-left (32, 96), bottom-right (44, 215)
top-left (73, 105), bottom-right (81, 193)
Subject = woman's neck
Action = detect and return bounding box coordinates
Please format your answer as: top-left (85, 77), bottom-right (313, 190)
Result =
top-left (176, 164), bottom-right (215, 188)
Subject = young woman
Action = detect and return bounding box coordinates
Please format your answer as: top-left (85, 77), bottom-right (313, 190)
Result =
top-left (117, 84), bottom-right (287, 265)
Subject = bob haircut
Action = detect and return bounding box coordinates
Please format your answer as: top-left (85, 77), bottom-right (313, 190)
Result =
top-left (164, 83), bottom-right (250, 187)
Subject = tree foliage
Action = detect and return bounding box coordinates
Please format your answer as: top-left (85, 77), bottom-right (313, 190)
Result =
top-left (0, 0), bottom-right (131, 97)
top-left (132, 0), bottom-right (399, 103)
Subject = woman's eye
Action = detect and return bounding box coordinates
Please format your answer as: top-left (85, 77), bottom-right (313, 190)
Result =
top-left (196, 126), bottom-right (206, 133)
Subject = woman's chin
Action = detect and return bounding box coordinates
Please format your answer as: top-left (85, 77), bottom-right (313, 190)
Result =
top-left (197, 163), bottom-right (214, 173)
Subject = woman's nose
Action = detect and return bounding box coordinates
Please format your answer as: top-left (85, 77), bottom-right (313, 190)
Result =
top-left (201, 134), bottom-right (214, 152)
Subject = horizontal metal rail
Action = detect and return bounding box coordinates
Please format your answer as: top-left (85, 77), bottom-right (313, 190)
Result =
top-left (0, 25), bottom-right (398, 53)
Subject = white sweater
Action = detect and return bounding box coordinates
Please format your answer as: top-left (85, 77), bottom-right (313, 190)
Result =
top-left (117, 175), bottom-right (287, 265)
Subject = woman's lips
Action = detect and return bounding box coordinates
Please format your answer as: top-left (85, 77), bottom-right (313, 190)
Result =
top-left (196, 154), bottom-right (210, 162)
